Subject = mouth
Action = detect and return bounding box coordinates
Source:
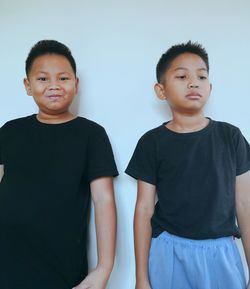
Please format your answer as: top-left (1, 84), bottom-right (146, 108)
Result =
top-left (48, 95), bottom-right (63, 101)
top-left (186, 92), bottom-right (202, 100)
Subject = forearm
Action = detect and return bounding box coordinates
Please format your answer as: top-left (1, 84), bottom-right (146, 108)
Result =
top-left (0, 165), bottom-right (4, 182)
top-left (73, 196), bottom-right (116, 289)
top-left (236, 171), bottom-right (250, 274)
top-left (76, 177), bottom-right (117, 289)
top-left (94, 193), bottom-right (117, 274)
top-left (237, 200), bottom-right (250, 271)
top-left (134, 203), bottom-right (153, 284)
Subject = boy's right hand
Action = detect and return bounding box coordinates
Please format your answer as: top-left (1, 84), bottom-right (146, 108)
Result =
top-left (72, 266), bottom-right (110, 289)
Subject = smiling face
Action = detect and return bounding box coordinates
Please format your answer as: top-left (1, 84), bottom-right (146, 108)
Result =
top-left (155, 53), bottom-right (212, 114)
top-left (24, 53), bottom-right (79, 117)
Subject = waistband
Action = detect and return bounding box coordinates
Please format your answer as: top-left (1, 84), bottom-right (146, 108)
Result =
top-left (156, 231), bottom-right (234, 248)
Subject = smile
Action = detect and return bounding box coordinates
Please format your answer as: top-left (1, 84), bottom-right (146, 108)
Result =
top-left (48, 95), bottom-right (63, 101)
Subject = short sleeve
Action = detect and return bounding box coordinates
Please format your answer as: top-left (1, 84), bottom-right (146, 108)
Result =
top-left (0, 126), bottom-right (3, 164)
top-left (87, 125), bottom-right (118, 182)
top-left (125, 132), bottom-right (157, 185)
top-left (234, 128), bottom-right (250, 175)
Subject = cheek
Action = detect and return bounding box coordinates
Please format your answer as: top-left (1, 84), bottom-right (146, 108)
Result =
top-left (31, 84), bottom-right (46, 93)
top-left (206, 86), bottom-right (212, 95)
top-left (167, 85), bottom-right (184, 96)
top-left (67, 84), bottom-right (77, 94)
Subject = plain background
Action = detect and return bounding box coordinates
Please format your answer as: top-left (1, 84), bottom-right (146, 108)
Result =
top-left (0, 0), bottom-right (249, 288)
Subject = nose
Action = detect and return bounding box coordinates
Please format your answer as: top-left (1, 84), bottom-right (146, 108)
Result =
top-left (187, 82), bottom-right (199, 89)
top-left (49, 84), bottom-right (60, 90)
top-left (48, 79), bottom-right (61, 90)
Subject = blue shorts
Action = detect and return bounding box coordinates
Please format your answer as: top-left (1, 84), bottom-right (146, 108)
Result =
top-left (148, 231), bottom-right (246, 289)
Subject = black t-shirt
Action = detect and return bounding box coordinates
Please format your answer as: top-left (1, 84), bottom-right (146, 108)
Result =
top-left (0, 114), bottom-right (118, 289)
top-left (126, 119), bottom-right (250, 240)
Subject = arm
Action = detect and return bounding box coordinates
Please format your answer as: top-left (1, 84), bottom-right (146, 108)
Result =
top-left (236, 170), bottom-right (250, 288)
top-left (134, 180), bottom-right (156, 289)
top-left (0, 165), bottom-right (4, 182)
top-left (73, 176), bottom-right (116, 289)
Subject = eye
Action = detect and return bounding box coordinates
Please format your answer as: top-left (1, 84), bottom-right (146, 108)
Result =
top-left (37, 77), bottom-right (47, 81)
top-left (60, 77), bottom-right (70, 81)
top-left (176, 75), bottom-right (186, 79)
top-left (199, 76), bottom-right (207, 80)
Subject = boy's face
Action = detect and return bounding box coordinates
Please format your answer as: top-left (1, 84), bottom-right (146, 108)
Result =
top-left (24, 53), bottom-right (79, 116)
top-left (155, 53), bottom-right (212, 114)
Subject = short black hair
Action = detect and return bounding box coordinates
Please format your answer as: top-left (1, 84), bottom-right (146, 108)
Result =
top-left (25, 40), bottom-right (76, 76)
top-left (156, 41), bottom-right (209, 83)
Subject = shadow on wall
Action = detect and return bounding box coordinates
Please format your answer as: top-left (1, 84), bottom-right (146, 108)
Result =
top-left (70, 92), bottom-right (80, 116)
top-left (70, 73), bottom-right (84, 116)
top-left (154, 100), bottom-right (172, 121)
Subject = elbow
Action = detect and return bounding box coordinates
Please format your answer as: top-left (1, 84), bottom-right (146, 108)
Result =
top-left (135, 201), bottom-right (155, 219)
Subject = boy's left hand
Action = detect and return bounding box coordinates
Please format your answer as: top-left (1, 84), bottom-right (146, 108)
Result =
top-left (72, 266), bottom-right (110, 289)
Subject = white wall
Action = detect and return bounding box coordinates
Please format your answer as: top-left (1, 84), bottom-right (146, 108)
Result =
top-left (1, 0), bottom-right (250, 288)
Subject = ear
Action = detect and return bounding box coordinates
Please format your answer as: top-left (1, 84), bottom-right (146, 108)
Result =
top-left (23, 78), bottom-right (32, 96)
top-left (209, 83), bottom-right (212, 93)
top-left (75, 77), bottom-right (79, 94)
top-left (154, 83), bottom-right (167, 100)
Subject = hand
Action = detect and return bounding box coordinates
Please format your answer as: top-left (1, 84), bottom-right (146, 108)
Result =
top-left (72, 266), bottom-right (110, 289)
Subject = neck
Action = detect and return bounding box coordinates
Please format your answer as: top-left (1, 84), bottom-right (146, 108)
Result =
top-left (37, 111), bottom-right (76, 124)
top-left (167, 111), bottom-right (209, 133)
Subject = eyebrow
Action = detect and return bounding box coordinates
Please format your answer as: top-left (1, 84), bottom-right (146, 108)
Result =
top-left (36, 71), bottom-right (71, 74)
top-left (174, 67), bottom-right (208, 72)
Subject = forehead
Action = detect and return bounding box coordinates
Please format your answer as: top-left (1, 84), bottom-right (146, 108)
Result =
top-left (169, 53), bottom-right (207, 72)
top-left (30, 53), bottom-right (74, 74)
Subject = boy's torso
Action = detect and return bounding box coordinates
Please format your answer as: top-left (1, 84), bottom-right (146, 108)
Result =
top-left (127, 119), bottom-right (250, 240)
top-left (0, 114), bottom-right (107, 288)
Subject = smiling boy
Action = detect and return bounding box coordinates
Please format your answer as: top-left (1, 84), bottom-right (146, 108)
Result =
top-left (0, 40), bottom-right (118, 289)
top-left (24, 52), bottom-right (79, 122)
top-left (126, 41), bottom-right (250, 289)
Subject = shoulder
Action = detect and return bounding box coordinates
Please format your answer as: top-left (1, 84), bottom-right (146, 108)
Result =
top-left (1, 115), bottom-right (34, 132)
top-left (138, 124), bottom-right (163, 142)
top-left (211, 120), bottom-right (248, 149)
top-left (77, 116), bottom-right (108, 142)
top-left (133, 125), bottom-right (164, 152)
top-left (76, 116), bottom-right (106, 132)
top-left (212, 119), bottom-right (241, 136)
top-left (213, 119), bottom-right (239, 131)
